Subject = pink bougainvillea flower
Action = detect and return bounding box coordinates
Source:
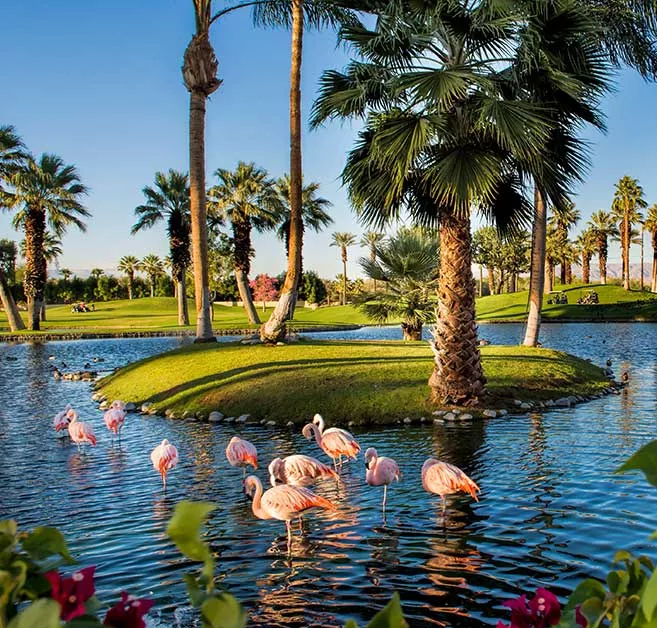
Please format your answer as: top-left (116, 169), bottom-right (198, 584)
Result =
top-left (528, 588), bottom-right (561, 626)
top-left (575, 605), bottom-right (588, 627)
top-left (104, 591), bottom-right (155, 628)
top-left (45, 565), bottom-right (96, 621)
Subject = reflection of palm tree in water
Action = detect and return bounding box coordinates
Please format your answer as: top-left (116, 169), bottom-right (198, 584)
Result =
top-left (619, 362), bottom-right (635, 441)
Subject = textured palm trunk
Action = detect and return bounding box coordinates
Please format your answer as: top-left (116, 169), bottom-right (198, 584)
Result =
top-left (565, 263), bottom-right (572, 285)
top-left (0, 267), bottom-right (25, 331)
top-left (509, 273), bottom-right (517, 293)
top-left (478, 265), bottom-right (483, 297)
top-left (149, 279), bottom-right (155, 298)
top-left (401, 321), bottom-right (422, 341)
top-left (524, 187), bottom-right (546, 347)
top-left (640, 227), bottom-right (645, 290)
top-left (496, 270), bottom-right (505, 294)
top-left (622, 211), bottom-right (630, 290)
top-left (560, 259), bottom-right (567, 285)
top-left (545, 264), bottom-right (554, 293)
top-left (233, 218), bottom-right (260, 325)
top-left (235, 268), bottom-right (260, 324)
top-left (486, 267), bottom-right (494, 296)
top-left (261, 0), bottom-right (304, 343)
top-left (127, 273), bottom-right (134, 300)
top-left (429, 214), bottom-right (485, 406)
top-left (598, 238), bottom-right (607, 285)
top-left (582, 254), bottom-right (591, 284)
top-left (177, 272), bottom-right (190, 326)
top-left (342, 252), bottom-right (348, 306)
top-left (24, 208), bottom-right (46, 331)
top-left (651, 232), bottom-right (657, 292)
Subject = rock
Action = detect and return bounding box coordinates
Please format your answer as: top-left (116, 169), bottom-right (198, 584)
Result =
top-left (224, 416), bottom-right (235, 423)
top-left (555, 397), bottom-right (572, 407)
top-left (182, 411), bottom-right (192, 419)
top-left (141, 402), bottom-right (153, 413)
top-left (497, 409), bottom-right (508, 416)
top-left (513, 399), bottom-right (523, 407)
top-left (241, 339), bottom-right (260, 345)
top-left (91, 392), bottom-right (102, 401)
top-left (444, 412), bottom-right (456, 421)
top-left (544, 399), bottom-right (555, 407)
top-left (196, 413), bottom-right (207, 421)
top-left (208, 411), bottom-right (223, 423)
top-left (433, 418), bottom-right (444, 424)
top-left (125, 402), bottom-right (136, 412)
top-left (451, 409), bottom-right (461, 416)
top-left (276, 342), bottom-right (285, 346)
top-left (479, 338), bottom-right (491, 346)
top-left (519, 402), bottom-right (532, 411)
top-left (567, 395), bottom-right (578, 405)
top-left (348, 421), bottom-right (355, 427)
top-left (99, 400), bottom-right (109, 410)
top-left (260, 419), bottom-right (267, 424)
top-left (165, 408), bottom-right (175, 418)
top-left (236, 414), bottom-right (250, 423)
top-left (459, 413), bottom-right (473, 421)
top-left (482, 409), bottom-right (497, 418)
top-left (286, 421), bottom-right (294, 428)
top-left (432, 410), bottom-right (446, 416)
top-left (420, 416), bottom-right (426, 423)
top-left (266, 420), bottom-right (276, 426)
top-left (403, 417), bottom-right (412, 424)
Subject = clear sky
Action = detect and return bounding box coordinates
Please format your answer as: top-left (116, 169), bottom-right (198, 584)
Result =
top-left (2, 1), bottom-right (657, 280)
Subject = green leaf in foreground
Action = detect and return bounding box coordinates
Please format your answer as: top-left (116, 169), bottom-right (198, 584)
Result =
top-left (616, 440), bottom-right (657, 489)
top-left (366, 593), bottom-right (409, 628)
top-left (201, 593), bottom-right (246, 628)
top-left (642, 568), bottom-right (657, 621)
top-left (7, 598), bottom-right (60, 628)
top-left (166, 501), bottom-right (217, 583)
top-left (22, 526), bottom-right (75, 563)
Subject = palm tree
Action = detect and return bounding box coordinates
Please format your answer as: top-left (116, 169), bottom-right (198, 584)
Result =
top-left (132, 170), bottom-right (192, 325)
top-left (20, 232), bottom-right (62, 321)
top-left (544, 225), bottom-right (561, 293)
top-left (59, 268), bottom-right (73, 282)
top-left (0, 126), bottom-right (27, 331)
top-left (118, 255), bottom-right (140, 300)
top-left (360, 231), bottom-right (385, 292)
top-left (3, 154), bottom-right (88, 330)
top-left (576, 228), bottom-right (597, 284)
top-left (357, 228), bottom-right (438, 340)
top-left (612, 176), bottom-right (646, 290)
top-left (90, 268), bottom-right (105, 281)
top-left (140, 254), bottom-right (165, 298)
top-left (207, 162), bottom-right (279, 324)
top-left (548, 202), bottom-right (580, 284)
top-left (644, 205), bottom-right (657, 292)
top-left (330, 232), bottom-right (356, 306)
top-left (588, 210), bottom-right (619, 285)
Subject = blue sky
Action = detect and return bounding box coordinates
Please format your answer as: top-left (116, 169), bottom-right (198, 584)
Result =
top-left (2, 1), bottom-right (657, 280)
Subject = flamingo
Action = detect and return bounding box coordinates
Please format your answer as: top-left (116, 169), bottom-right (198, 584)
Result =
top-left (268, 454), bottom-right (339, 487)
top-left (244, 474), bottom-right (336, 543)
top-left (53, 404), bottom-right (73, 435)
top-left (364, 447), bottom-right (401, 512)
top-left (421, 458), bottom-right (480, 516)
top-left (225, 436), bottom-right (258, 478)
top-left (104, 407), bottom-right (126, 440)
top-left (302, 414), bottom-right (360, 471)
top-left (150, 439), bottom-right (179, 489)
top-left (67, 410), bottom-right (97, 453)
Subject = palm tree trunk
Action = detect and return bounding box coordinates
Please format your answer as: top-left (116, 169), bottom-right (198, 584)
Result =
top-left (401, 321), bottom-right (422, 341)
top-left (623, 212), bottom-right (630, 290)
top-left (261, 0), bottom-right (304, 343)
top-left (496, 269), bottom-right (505, 294)
top-left (651, 234), bottom-right (657, 293)
top-left (524, 187), bottom-right (546, 347)
top-left (235, 268), bottom-right (260, 325)
top-left (188, 89), bottom-right (216, 342)
top-left (640, 226), bottom-right (645, 290)
top-left (599, 242), bottom-right (607, 285)
top-left (582, 254), bottom-right (590, 284)
top-left (560, 260), bottom-right (567, 285)
top-left (342, 254), bottom-right (347, 306)
top-left (24, 208), bottom-right (46, 331)
top-left (565, 263), bottom-right (572, 285)
top-left (545, 263), bottom-right (554, 293)
top-left (486, 267), bottom-right (494, 296)
top-left (41, 295), bottom-right (47, 322)
top-left (429, 214), bottom-right (485, 406)
top-left (510, 273), bottom-right (517, 293)
top-left (177, 272), bottom-right (190, 326)
top-left (150, 279), bottom-right (155, 298)
top-left (128, 273), bottom-right (134, 300)
top-left (0, 267), bottom-right (25, 331)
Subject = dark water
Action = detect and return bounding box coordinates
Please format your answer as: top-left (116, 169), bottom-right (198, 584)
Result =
top-left (1, 325), bottom-right (656, 627)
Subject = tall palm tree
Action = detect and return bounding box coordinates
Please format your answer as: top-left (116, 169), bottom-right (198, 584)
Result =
top-left (644, 204), bottom-right (657, 293)
top-left (207, 162), bottom-right (279, 324)
top-left (3, 154), bottom-right (88, 330)
top-left (612, 176), bottom-right (646, 290)
top-left (576, 228), bottom-right (597, 284)
top-left (312, 0), bottom-right (602, 405)
top-left (544, 225), bottom-right (561, 293)
top-left (0, 126), bottom-right (27, 331)
top-left (118, 255), bottom-right (141, 300)
top-left (588, 210), bottom-right (619, 285)
top-left (330, 232), bottom-right (356, 306)
top-left (20, 231), bottom-right (62, 321)
top-left (360, 231), bottom-right (385, 292)
top-left (59, 268), bottom-right (73, 282)
top-left (548, 202), bottom-right (580, 284)
top-left (357, 228), bottom-right (438, 340)
top-left (140, 254), bottom-right (165, 298)
top-left (132, 170), bottom-right (192, 325)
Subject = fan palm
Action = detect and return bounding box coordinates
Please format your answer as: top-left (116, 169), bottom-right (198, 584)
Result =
top-left (588, 210), bottom-right (619, 285)
top-left (132, 170), bottom-right (192, 325)
top-left (612, 176), bottom-right (646, 289)
top-left (644, 205), bottom-right (657, 293)
top-left (330, 232), bottom-right (356, 306)
top-left (0, 126), bottom-right (27, 331)
top-left (548, 202), bottom-right (580, 284)
top-left (207, 162), bottom-right (279, 324)
top-left (3, 154), bottom-right (88, 330)
top-left (360, 231), bottom-right (385, 292)
top-left (20, 231), bottom-right (62, 322)
top-left (358, 228), bottom-right (438, 340)
top-left (118, 255), bottom-right (141, 300)
top-left (576, 228), bottom-right (597, 284)
top-left (140, 254), bottom-right (165, 298)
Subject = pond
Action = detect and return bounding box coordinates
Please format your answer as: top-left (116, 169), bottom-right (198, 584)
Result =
top-left (1, 324), bottom-right (656, 627)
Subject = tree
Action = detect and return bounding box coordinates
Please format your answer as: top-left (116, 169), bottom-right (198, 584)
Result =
top-left (588, 210), bottom-right (619, 286)
top-left (472, 227), bottom-right (504, 296)
top-left (499, 231), bottom-right (531, 293)
top-left (207, 162), bottom-right (279, 324)
top-left (249, 274), bottom-right (279, 311)
top-left (544, 225), bottom-right (561, 293)
top-left (3, 154), bottom-right (89, 330)
top-left (59, 268), bottom-right (73, 282)
top-left (644, 205), bottom-right (657, 293)
top-left (360, 231), bottom-right (385, 292)
top-left (548, 202), bottom-right (580, 284)
top-left (576, 228), bottom-right (597, 284)
top-left (118, 255), bottom-right (140, 300)
top-left (300, 270), bottom-right (326, 304)
top-left (132, 170), bottom-right (192, 325)
top-left (330, 232), bottom-right (356, 306)
top-left (140, 254), bottom-right (165, 298)
top-left (357, 228), bottom-right (438, 340)
top-left (612, 176), bottom-right (646, 290)
top-left (20, 231), bottom-right (62, 321)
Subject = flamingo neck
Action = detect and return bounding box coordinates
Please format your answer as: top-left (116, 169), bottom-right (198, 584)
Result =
top-left (250, 478), bottom-right (269, 520)
top-left (311, 423), bottom-right (323, 449)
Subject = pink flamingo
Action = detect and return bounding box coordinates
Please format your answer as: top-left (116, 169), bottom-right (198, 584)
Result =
top-left (421, 458), bottom-right (480, 516)
top-left (268, 454), bottom-right (338, 487)
top-left (150, 439), bottom-right (179, 488)
top-left (67, 410), bottom-right (97, 453)
top-left (104, 408), bottom-right (126, 440)
top-left (244, 474), bottom-right (336, 543)
top-left (53, 404), bottom-right (73, 434)
top-left (225, 436), bottom-right (258, 478)
top-left (302, 414), bottom-right (360, 471)
top-left (364, 447), bottom-right (401, 511)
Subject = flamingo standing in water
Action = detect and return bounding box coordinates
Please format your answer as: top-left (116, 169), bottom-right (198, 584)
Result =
top-left (244, 474), bottom-right (336, 542)
top-left (364, 447), bottom-right (401, 512)
top-left (268, 454), bottom-right (338, 487)
top-left (225, 436), bottom-right (258, 478)
top-left (150, 439), bottom-right (179, 489)
top-left (104, 407), bottom-right (126, 440)
top-left (302, 414), bottom-right (360, 471)
top-left (53, 404), bottom-right (73, 435)
top-left (67, 410), bottom-right (97, 453)
top-left (421, 458), bottom-right (480, 516)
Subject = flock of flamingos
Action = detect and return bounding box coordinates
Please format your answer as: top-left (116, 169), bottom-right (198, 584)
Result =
top-left (52, 403), bottom-right (481, 540)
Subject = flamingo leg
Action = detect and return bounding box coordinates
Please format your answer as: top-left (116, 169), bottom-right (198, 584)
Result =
top-left (162, 472), bottom-right (167, 491)
top-left (441, 496), bottom-right (447, 517)
top-left (286, 520), bottom-right (292, 543)
top-left (333, 457), bottom-right (338, 473)
top-left (383, 485), bottom-right (388, 511)
top-left (242, 466), bottom-right (246, 480)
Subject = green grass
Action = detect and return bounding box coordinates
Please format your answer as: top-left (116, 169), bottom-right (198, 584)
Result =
top-left (97, 340), bottom-right (610, 424)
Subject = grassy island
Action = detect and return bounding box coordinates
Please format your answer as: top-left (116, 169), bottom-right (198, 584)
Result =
top-left (96, 340), bottom-right (611, 424)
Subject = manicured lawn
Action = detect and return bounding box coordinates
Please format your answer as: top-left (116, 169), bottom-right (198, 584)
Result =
top-left (97, 340), bottom-right (610, 424)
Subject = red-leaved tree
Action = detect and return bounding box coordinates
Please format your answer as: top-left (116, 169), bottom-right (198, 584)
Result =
top-left (249, 274), bottom-right (279, 312)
